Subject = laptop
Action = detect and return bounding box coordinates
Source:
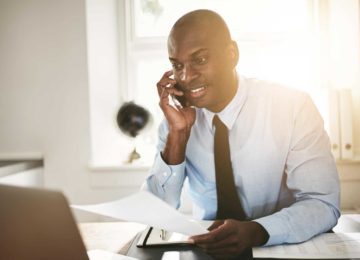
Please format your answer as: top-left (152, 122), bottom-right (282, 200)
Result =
top-left (0, 184), bottom-right (89, 260)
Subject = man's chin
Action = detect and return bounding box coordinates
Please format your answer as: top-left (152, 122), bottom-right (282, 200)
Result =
top-left (188, 100), bottom-right (205, 109)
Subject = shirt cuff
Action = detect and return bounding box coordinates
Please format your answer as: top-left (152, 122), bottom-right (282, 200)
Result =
top-left (151, 152), bottom-right (186, 187)
top-left (253, 215), bottom-right (289, 246)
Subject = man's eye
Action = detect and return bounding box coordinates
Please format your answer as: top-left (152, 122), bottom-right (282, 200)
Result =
top-left (172, 63), bottom-right (183, 70)
top-left (195, 56), bottom-right (208, 64)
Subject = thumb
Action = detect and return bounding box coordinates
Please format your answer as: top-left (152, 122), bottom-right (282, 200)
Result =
top-left (208, 220), bottom-right (224, 231)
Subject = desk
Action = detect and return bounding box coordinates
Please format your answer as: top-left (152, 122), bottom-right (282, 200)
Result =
top-left (79, 221), bottom-right (215, 259)
top-left (79, 222), bottom-right (146, 254)
top-left (79, 214), bottom-right (360, 260)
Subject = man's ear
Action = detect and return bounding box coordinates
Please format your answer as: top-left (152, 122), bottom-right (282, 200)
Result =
top-left (226, 41), bottom-right (239, 69)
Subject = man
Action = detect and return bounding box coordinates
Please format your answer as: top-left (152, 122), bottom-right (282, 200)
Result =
top-left (143, 9), bottom-right (340, 259)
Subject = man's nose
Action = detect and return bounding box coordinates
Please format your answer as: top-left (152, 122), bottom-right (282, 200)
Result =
top-left (180, 64), bottom-right (199, 84)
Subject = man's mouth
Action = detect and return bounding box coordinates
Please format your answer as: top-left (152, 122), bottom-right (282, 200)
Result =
top-left (188, 84), bottom-right (208, 98)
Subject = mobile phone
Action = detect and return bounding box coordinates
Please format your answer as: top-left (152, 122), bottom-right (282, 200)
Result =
top-left (174, 83), bottom-right (189, 107)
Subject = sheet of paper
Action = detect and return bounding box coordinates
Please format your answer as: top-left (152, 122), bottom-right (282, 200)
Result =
top-left (333, 214), bottom-right (360, 233)
top-left (72, 191), bottom-right (208, 236)
top-left (253, 233), bottom-right (360, 259)
top-left (87, 249), bottom-right (138, 260)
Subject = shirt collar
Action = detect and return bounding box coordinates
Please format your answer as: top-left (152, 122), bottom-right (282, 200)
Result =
top-left (202, 75), bottom-right (248, 130)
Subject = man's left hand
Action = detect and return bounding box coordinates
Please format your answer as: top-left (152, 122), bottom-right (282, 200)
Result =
top-left (189, 220), bottom-right (269, 259)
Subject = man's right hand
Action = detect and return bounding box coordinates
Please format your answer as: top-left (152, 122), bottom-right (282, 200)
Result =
top-left (157, 70), bottom-right (196, 164)
top-left (157, 70), bottom-right (196, 132)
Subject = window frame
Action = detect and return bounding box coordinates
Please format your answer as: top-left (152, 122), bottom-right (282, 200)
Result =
top-left (98, 0), bottom-right (360, 168)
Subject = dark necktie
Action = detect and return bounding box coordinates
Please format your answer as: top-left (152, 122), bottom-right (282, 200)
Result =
top-left (213, 115), bottom-right (246, 221)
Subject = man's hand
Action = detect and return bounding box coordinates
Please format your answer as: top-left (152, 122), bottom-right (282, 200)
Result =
top-left (157, 70), bottom-right (195, 132)
top-left (189, 220), bottom-right (269, 259)
top-left (157, 70), bottom-right (196, 165)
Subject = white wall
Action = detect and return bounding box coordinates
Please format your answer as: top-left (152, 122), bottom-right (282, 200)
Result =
top-left (86, 0), bottom-right (136, 167)
top-left (0, 0), bottom-right (136, 212)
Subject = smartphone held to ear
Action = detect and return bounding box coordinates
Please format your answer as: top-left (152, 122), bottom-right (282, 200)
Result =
top-left (174, 83), bottom-right (189, 107)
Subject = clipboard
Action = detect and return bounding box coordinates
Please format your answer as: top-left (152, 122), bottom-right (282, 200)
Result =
top-left (136, 226), bottom-right (191, 247)
top-left (127, 231), bottom-right (216, 260)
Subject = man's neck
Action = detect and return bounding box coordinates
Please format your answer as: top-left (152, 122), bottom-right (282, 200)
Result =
top-left (208, 71), bottom-right (238, 113)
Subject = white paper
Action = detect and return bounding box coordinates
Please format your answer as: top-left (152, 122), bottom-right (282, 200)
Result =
top-left (87, 249), bottom-right (138, 260)
top-left (253, 233), bottom-right (360, 259)
top-left (72, 191), bottom-right (208, 236)
top-left (333, 214), bottom-right (360, 233)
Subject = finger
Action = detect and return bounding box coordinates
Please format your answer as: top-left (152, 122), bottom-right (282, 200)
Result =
top-left (195, 232), bottom-right (238, 251)
top-left (182, 106), bottom-right (196, 115)
top-left (197, 234), bottom-right (239, 253)
top-left (174, 101), bottom-right (183, 110)
top-left (158, 89), bottom-right (181, 113)
top-left (200, 220), bottom-right (249, 256)
top-left (158, 84), bottom-right (169, 101)
top-left (158, 70), bottom-right (175, 87)
top-left (190, 231), bottom-right (219, 244)
top-left (203, 221), bottom-right (234, 241)
top-left (162, 70), bottom-right (173, 78)
top-left (209, 220), bottom-right (239, 239)
top-left (156, 79), bottom-right (176, 96)
top-left (156, 77), bottom-right (177, 89)
top-left (190, 221), bottom-right (224, 244)
top-left (158, 96), bottom-right (179, 114)
top-left (156, 70), bottom-right (176, 96)
top-left (191, 222), bottom-right (237, 248)
top-left (158, 88), bottom-right (173, 112)
top-left (190, 221), bottom-right (224, 242)
top-left (208, 220), bottom-right (224, 231)
top-left (169, 87), bottom-right (184, 96)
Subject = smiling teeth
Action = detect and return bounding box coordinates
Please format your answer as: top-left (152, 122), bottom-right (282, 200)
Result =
top-left (190, 86), bottom-right (206, 93)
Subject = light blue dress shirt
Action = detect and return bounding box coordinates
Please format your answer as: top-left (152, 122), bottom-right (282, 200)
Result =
top-left (144, 76), bottom-right (340, 246)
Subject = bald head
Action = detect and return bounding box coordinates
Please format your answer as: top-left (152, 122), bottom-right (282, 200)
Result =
top-left (168, 9), bottom-right (232, 50)
top-left (166, 10), bottom-right (239, 112)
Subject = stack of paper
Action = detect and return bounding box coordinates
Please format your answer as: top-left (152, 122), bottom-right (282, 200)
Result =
top-left (253, 233), bottom-right (360, 259)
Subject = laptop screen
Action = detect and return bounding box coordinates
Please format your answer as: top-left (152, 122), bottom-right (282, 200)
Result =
top-left (0, 184), bottom-right (89, 260)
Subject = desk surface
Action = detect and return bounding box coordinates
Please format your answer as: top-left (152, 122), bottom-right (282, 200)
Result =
top-left (79, 214), bottom-right (360, 259)
top-left (79, 222), bottom-right (145, 254)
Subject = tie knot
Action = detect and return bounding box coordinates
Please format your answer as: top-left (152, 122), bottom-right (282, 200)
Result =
top-left (213, 115), bottom-right (226, 129)
top-left (213, 114), bottom-right (220, 125)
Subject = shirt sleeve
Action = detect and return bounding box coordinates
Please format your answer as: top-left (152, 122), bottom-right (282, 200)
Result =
top-left (141, 120), bottom-right (187, 209)
top-left (254, 93), bottom-right (341, 246)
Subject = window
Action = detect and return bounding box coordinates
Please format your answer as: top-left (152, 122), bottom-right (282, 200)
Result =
top-left (127, 0), bottom-right (317, 94)
top-left (125, 0), bottom-right (322, 114)
top-left (87, 0), bottom-right (360, 167)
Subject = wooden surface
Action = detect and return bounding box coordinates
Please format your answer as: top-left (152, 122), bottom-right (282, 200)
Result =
top-left (79, 221), bottom-right (146, 254)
